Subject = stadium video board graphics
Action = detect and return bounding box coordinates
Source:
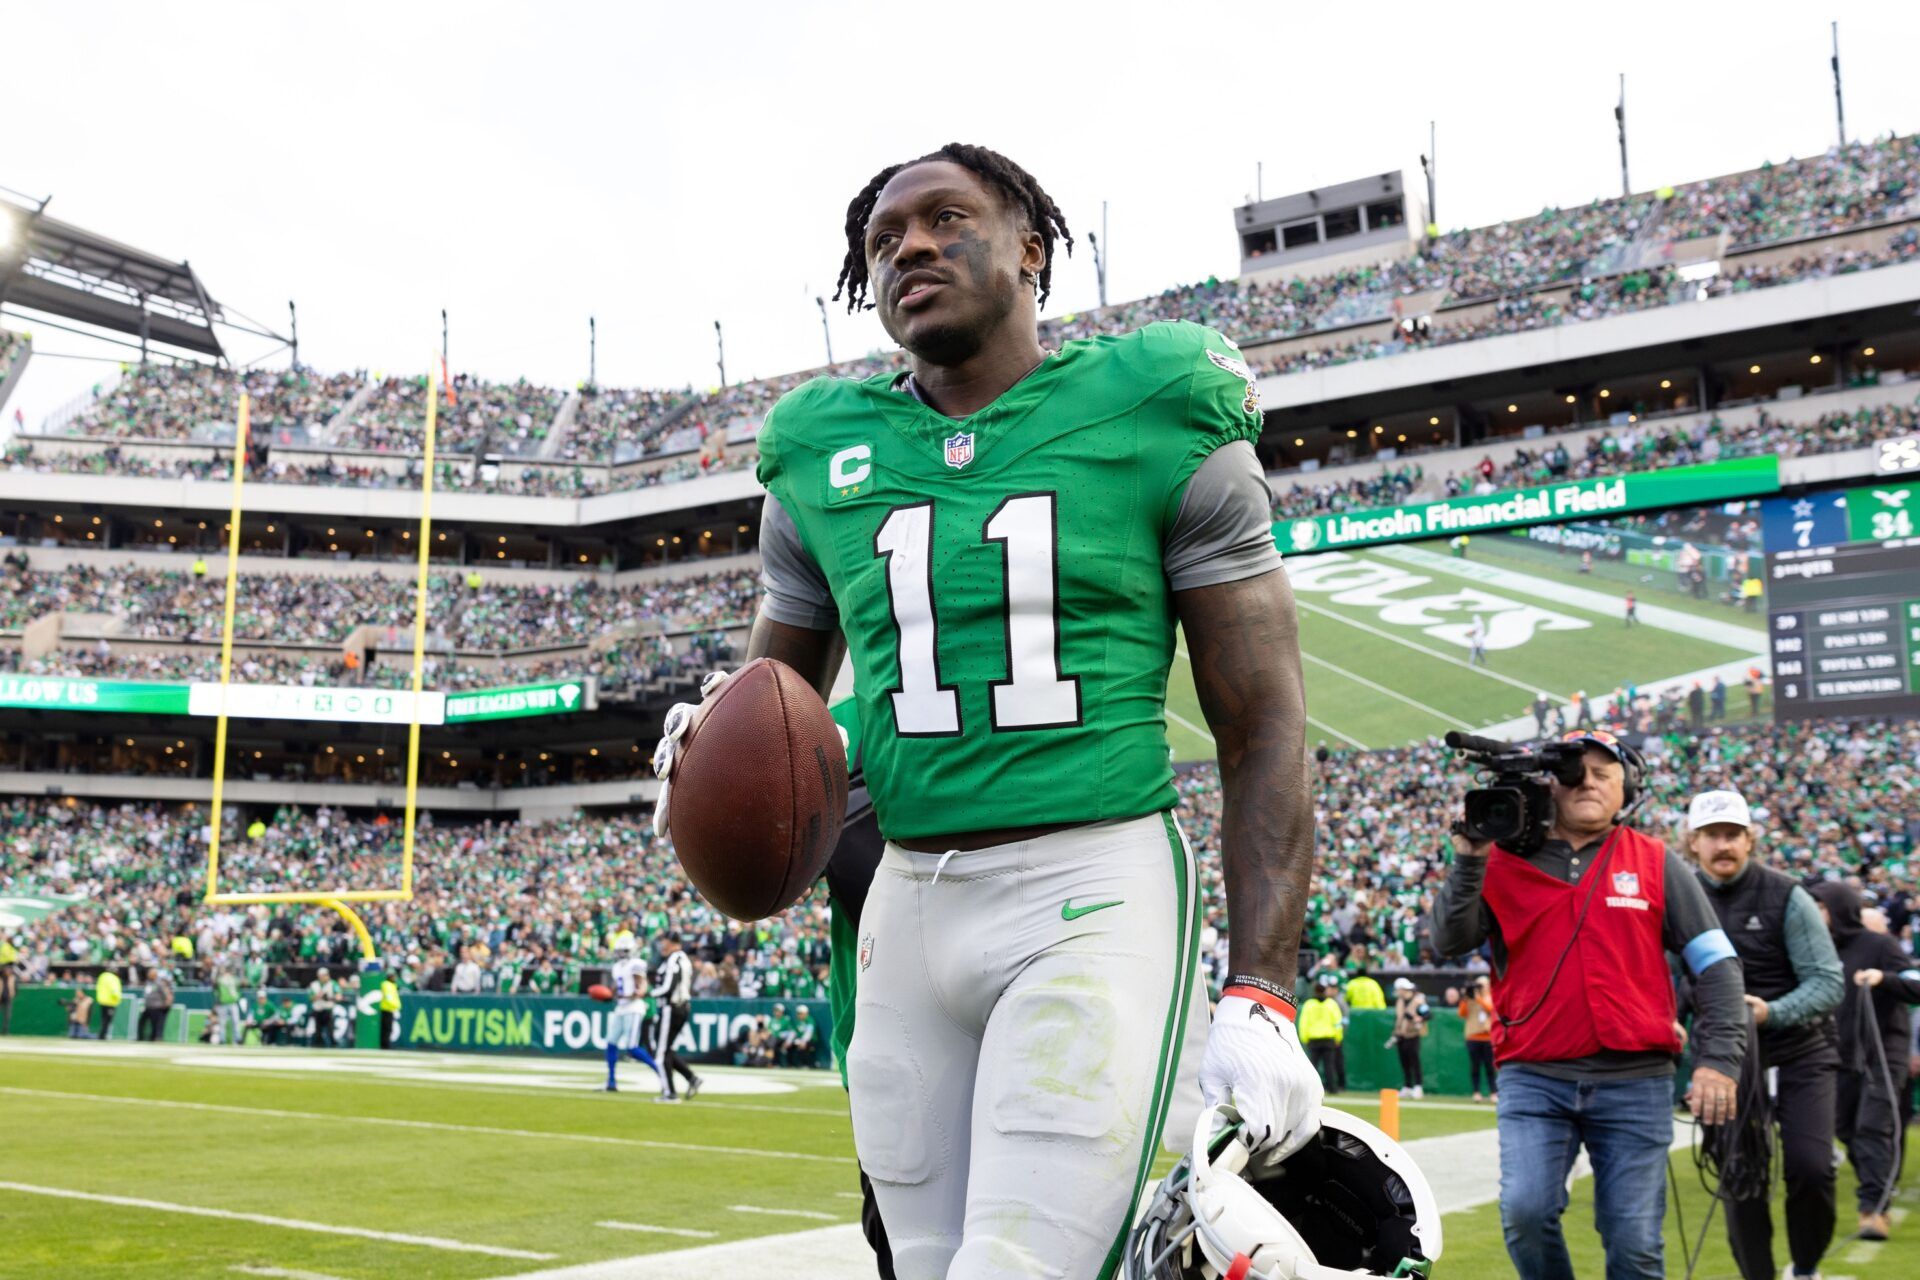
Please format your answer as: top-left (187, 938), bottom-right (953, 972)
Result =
top-left (0, 675), bottom-right (594, 725)
top-left (1761, 480), bottom-right (1920, 721)
top-left (1271, 455), bottom-right (1780, 554)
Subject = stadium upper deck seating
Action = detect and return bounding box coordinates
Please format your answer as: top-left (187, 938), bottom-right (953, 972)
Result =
top-left (52, 364), bottom-right (363, 444)
top-left (10, 135), bottom-right (1918, 490)
top-left (336, 372), bottom-right (565, 456)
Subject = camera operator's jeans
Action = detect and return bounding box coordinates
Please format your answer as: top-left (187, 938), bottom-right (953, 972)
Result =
top-left (1497, 1069), bottom-right (1673, 1280)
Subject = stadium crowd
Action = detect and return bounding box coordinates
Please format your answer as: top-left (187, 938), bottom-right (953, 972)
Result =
top-left (16, 135), bottom-right (1916, 488)
top-left (1271, 393), bottom-right (1920, 519)
top-left (0, 628), bottom-right (734, 701)
top-left (0, 560), bottom-right (760, 651)
top-left (4, 803), bottom-right (833, 1009)
top-left (565, 384), bottom-right (704, 463)
top-left (1663, 132), bottom-right (1920, 247)
top-left (336, 373), bottom-right (564, 456)
top-left (1, 439), bottom-right (757, 496)
top-left (6, 716), bottom-right (1913, 1018)
top-left (55, 365), bottom-right (364, 444)
top-left (1252, 224), bottom-right (1920, 380)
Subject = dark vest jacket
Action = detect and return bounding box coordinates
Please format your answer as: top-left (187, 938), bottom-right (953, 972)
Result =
top-left (1698, 861), bottom-right (1836, 1066)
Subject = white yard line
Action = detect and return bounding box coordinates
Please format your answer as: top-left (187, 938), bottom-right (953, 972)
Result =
top-left (0, 1181), bottom-right (553, 1260)
top-left (0, 1086), bottom-right (852, 1165)
top-left (1172, 646), bottom-right (1367, 748)
top-left (481, 1225), bottom-right (873, 1280)
top-left (230, 1268), bottom-right (350, 1280)
top-left (1371, 544), bottom-right (1767, 649)
top-left (1302, 651), bottom-right (1457, 726)
top-left (595, 1222), bottom-right (717, 1239)
top-left (0, 1044), bottom-right (845, 1116)
top-left (1292, 598), bottom-right (1561, 703)
top-left (728, 1204), bottom-right (842, 1221)
top-left (1839, 1206), bottom-right (1908, 1264)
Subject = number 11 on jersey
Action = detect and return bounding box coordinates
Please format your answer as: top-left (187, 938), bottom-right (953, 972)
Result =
top-left (875, 492), bottom-right (1081, 737)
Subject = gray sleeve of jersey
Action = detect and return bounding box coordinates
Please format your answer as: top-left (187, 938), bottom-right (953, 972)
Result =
top-left (1163, 440), bottom-right (1283, 591)
top-left (758, 494), bottom-right (840, 630)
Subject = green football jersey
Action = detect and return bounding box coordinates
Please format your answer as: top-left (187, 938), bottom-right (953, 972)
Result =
top-left (758, 320), bottom-right (1263, 839)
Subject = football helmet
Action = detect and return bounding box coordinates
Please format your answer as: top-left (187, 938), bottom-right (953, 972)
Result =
top-left (1125, 1104), bottom-right (1440, 1280)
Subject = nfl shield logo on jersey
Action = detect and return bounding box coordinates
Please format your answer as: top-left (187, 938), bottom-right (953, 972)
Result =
top-left (944, 431), bottom-right (974, 470)
top-left (1612, 871), bottom-right (1640, 897)
top-left (858, 932), bottom-right (874, 971)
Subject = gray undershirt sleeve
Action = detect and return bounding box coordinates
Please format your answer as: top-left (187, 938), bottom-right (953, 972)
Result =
top-left (757, 494), bottom-right (839, 630)
top-left (1765, 885), bottom-right (1846, 1029)
top-left (1163, 441), bottom-right (1283, 591)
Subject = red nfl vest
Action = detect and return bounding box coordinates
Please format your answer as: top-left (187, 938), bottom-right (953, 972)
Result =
top-left (1481, 825), bottom-right (1682, 1066)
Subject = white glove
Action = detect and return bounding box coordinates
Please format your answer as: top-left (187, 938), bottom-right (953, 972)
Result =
top-left (650, 670), bottom-right (732, 839)
top-left (1199, 994), bottom-right (1324, 1159)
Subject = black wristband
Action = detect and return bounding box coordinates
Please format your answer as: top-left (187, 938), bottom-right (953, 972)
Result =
top-left (1224, 973), bottom-right (1297, 1006)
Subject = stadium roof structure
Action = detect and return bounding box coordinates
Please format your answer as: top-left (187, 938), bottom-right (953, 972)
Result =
top-left (0, 189), bottom-right (285, 362)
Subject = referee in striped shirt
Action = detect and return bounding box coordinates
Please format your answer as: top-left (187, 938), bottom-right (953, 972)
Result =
top-left (648, 935), bottom-right (701, 1102)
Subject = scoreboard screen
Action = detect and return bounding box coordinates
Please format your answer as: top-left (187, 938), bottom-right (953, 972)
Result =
top-left (1761, 479), bottom-right (1920, 721)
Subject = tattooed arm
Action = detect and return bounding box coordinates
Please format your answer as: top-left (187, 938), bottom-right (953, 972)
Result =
top-left (744, 608), bottom-right (847, 701)
top-left (1175, 565), bottom-right (1314, 989)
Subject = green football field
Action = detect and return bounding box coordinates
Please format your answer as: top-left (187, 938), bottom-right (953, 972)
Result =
top-left (3, 1041), bottom-right (1914, 1278)
top-left (1165, 534), bottom-right (1772, 758)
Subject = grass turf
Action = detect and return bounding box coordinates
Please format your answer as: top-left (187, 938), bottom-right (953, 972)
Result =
top-left (1164, 538), bottom-right (1768, 757)
top-left (3, 1044), bottom-right (1913, 1277)
top-left (1438, 1142), bottom-right (1920, 1280)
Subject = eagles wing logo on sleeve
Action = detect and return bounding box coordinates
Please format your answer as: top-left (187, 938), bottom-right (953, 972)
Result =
top-left (1206, 348), bottom-right (1261, 417)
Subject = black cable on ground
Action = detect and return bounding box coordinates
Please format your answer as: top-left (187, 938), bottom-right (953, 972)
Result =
top-left (1675, 1015), bottom-right (1776, 1280)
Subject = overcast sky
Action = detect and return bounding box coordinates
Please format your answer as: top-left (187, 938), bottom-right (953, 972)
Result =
top-left (4, 1), bottom-right (1916, 426)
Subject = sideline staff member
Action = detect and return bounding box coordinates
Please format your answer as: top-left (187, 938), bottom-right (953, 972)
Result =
top-left (1299, 973), bottom-right (1348, 1093)
top-left (1807, 880), bottom-right (1920, 1242)
top-left (1690, 789), bottom-right (1844, 1280)
top-left (1436, 730), bottom-right (1746, 1280)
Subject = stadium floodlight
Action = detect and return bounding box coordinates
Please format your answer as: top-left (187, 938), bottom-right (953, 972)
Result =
top-left (201, 371), bottom-right (442, 963)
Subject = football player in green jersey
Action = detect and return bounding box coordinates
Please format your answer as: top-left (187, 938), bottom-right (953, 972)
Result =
top-left (741, 144), bottom-right (1316, 1279)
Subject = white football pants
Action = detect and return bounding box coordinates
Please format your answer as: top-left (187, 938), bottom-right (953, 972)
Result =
top-left (847, 812), bottom-right (1207, 1280)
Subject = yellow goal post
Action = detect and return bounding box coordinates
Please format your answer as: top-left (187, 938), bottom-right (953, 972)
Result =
top-left (199, 368), bottom-right (442, 960)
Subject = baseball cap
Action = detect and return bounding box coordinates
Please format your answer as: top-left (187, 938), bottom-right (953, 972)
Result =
top-left (1688, 789), bottom-right (1753, 830)
top-left (1560, 728), bottom-right (1630, 764)
top-left (1393, 977), bottom-right (1416, 992)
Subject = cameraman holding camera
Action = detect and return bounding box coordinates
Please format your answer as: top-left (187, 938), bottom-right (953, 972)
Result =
top-left (1435, 730), bottom-right (1747, 1280)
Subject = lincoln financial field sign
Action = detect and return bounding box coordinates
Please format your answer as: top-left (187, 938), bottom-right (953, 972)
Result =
top-left (1272, 455), bottom-right (1781, 554)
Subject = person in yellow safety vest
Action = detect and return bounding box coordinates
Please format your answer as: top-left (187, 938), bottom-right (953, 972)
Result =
top-left (1741, 575), bottom-right (1763, 614)
top-left (94, 968), bottom-right (123, 1040)
top-left (1299, 973), bottom-right (1348, 1094)
top-left (191, 557), bottom-right (208, 578)
top-left (170, 935), bottom-right (194, 962)
top-left (1345, 969), bottom-right (1387, 1011)
top-left (0, 935), bottom-right (18, 1035)
top-left (378, 975), bottom-right (402, 1050)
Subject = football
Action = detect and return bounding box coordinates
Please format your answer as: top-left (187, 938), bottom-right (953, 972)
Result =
top-left (586, 983), bottom-right (614, 1002)
top-left (667, 658), bottom-right (848, 921)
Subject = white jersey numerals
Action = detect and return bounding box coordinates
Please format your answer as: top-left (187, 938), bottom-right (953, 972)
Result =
top-left (875, 493), bottom-right (1080, 737)
top-left (875, 502), bottom-right (961, 736)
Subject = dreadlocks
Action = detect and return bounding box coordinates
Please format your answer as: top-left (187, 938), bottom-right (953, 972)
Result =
top-left (834, 142), bottom-right (1074, 314)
